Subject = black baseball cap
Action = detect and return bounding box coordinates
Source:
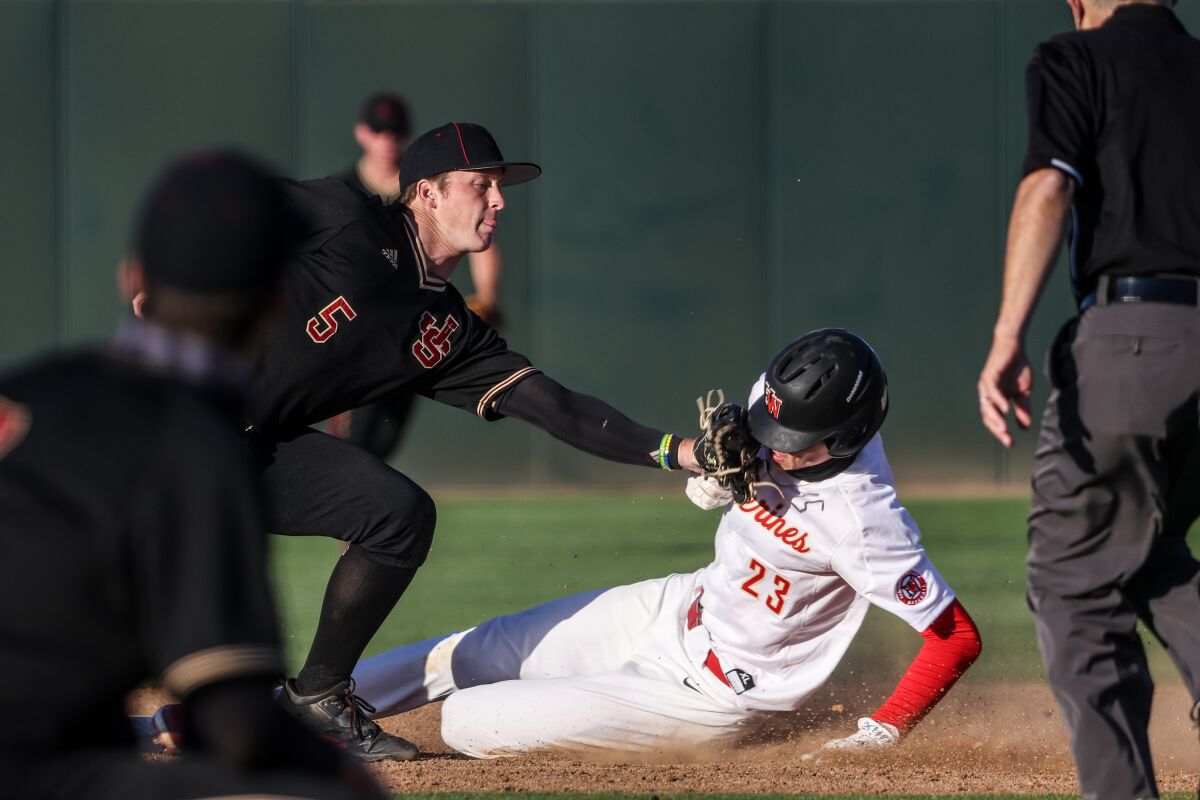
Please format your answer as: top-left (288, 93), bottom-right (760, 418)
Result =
top-left (135, 151), bottom-right (305, 294)
top-left (359, 91), bottom-right (411, 137)
top-left (399, 122), bottom-right (541, 194)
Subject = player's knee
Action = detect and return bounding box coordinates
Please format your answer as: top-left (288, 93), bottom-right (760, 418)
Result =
top-left (357, 479), bottom-right (437, 569)
top-left (440, 692), bottom-right (500, 759)
top-left (441, 685), bottom-right (542, 759)
top-left (444, 690), bottom-right (513, 762)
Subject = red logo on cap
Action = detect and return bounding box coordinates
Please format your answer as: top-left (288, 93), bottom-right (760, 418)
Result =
top-left (764, 385), bottom-right (783, 419)
top-left (0, 396), bottom-right (31, 461)
top-left (896, 570), bottom-right (928, 606)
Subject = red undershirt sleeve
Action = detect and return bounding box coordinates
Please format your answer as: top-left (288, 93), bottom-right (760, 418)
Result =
top-left (870, 598), bottom-right (982, 734)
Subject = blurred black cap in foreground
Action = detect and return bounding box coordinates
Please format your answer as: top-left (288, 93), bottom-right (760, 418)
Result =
top-left (135, 151), bottom-right (305, 294)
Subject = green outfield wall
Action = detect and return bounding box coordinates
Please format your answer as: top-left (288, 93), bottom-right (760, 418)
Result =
top-left (5, 0), bottom-right (1194, 488)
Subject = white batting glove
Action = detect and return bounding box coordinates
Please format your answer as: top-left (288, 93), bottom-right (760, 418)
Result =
top-left (685, 475), bottom-right (733, 510)
top-left (821, 716), bottom-right (900, 751)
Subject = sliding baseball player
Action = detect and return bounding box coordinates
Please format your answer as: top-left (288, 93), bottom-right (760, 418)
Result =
top-left (350, 329), bottom-right (983, 757)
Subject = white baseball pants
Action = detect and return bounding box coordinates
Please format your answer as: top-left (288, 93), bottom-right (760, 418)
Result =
top-left (352, 572), bottom-right (752, 757)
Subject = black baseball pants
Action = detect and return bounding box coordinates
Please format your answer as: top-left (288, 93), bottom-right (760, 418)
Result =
top-left (250, 426), bottom-right (436, 570)
top-left (1027, 295), bottom-right (1200, 800)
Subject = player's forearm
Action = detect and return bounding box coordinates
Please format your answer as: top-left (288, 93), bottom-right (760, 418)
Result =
top-left (468, 245), bottom-right (501, 308)
top-left (870, 599), bottom-right (982, 734)
top-left (496, 373), bottom-right (684, 469)
top-left (993, 168), bottom-right (1074, 342)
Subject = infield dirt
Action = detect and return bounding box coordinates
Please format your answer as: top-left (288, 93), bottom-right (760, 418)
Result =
top-left (131, 681), bottom-right (1199, 794)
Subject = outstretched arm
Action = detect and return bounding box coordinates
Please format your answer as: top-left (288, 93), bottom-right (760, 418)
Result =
top-left (978, 167), bottom-right (1074, 447)
top-left (820, 599), bottom-right (982, 750)
top-left (871, 598), bottom-right (982, 733)
top-left (467, 244), bottom-right (502, 317)
top-left (494, 372), bottom-right (699, 471)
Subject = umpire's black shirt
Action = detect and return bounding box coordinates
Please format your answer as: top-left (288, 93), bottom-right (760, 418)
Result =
top-left (1022, 4), bottom-right (1200, 300)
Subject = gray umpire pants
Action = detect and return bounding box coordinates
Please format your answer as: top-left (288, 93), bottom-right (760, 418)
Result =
top-left (1027, 287), bottom-right (1200, 800)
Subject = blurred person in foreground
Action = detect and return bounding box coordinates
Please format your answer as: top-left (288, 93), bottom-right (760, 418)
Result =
top-left (0, 152), bottom-right (379, 800)
top-left (328, 92), bottom-right (504, 458)
top-left (977, 1), bottom-right (1200, 797)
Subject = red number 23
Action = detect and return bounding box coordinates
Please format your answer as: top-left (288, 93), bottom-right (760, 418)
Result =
top-left (740, 558), bottom-right (791, 615)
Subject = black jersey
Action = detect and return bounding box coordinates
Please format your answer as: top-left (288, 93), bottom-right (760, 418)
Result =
top-left (1022, 5), bottom-right (1200, 298)
top-left (0, 338), bottom-right (281, 753)
top-left (248, 176), bottom-right (537, 434)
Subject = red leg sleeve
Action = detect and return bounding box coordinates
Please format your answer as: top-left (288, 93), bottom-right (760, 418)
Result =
top-left (870, 598), bottom-right (982, 733)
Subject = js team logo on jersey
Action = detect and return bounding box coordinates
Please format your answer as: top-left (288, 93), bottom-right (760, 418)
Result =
top-left (0, 396), bottom-right (30, 461)
top-left (412, 312), bottom-right (459, 368)
top-left (306, 296), bottom-right (357, 343)
top-left (763, 384), bottom-right (783, 419)
top-left (895, 570), bottom-right (928, 606)
top-left (796, 499), bottom-right (825, 514)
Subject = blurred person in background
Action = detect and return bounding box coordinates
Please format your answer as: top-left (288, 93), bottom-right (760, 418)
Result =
top-left (328, 92), bottom-right (504, 458)
top-left (978, 1), bottom-right (1200, 797)
top-left (0, 152), bottom-right (379, 800)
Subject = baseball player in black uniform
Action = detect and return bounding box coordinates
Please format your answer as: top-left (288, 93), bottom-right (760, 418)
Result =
top-left (0, 153), bottom-right (379, 799)
top-left (239, 122), bottom-right (703, 761)
top-left (977, 2), bottom-right (1200, 797)
top-left (328, 94), bottom-right (505, 458)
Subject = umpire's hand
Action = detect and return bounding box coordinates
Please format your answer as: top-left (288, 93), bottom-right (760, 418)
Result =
top-left (977, 333), bottom-right (1033, 448)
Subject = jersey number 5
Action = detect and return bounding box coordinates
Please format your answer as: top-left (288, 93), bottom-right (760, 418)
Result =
top-left (306, 296), bottom-right (357, 343)
top-left (741, 558), bottom-right (791, 615)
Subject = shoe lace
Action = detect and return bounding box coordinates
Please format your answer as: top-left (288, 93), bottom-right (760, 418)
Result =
top-left (342, 680), bottom-right (379, 741)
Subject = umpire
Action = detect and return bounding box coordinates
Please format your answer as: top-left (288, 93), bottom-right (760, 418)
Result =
top-left (978, 1), bottom-right (1200, 797)
top-left (0, 153), bottom-right (378, 800)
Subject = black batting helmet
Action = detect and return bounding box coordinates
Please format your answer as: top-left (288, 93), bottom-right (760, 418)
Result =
top-left (748, 329), bottom-right (888, 458)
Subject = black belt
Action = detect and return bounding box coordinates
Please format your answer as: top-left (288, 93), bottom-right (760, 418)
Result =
top-left (1079, 275), bottom-right (1199, 312)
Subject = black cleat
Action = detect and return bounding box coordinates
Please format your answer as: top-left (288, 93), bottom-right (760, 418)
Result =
top-left (280, 678), bottom-right (418, 762)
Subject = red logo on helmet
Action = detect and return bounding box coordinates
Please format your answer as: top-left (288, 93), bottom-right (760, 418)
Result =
top-left (895, 570), bottom-right (928, 606)
top-left (764, 385), bottom-right (783, 419)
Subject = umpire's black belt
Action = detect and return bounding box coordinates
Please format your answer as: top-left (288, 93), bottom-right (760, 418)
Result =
top-left (1079, 274), bottom-right (1199, 312)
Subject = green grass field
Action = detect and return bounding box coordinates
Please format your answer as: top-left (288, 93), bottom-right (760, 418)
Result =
top-left (270, 494), bottom-right (1188, 688)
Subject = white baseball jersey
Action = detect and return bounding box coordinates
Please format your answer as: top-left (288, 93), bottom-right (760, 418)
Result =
top-left (686, 376), bottom-right (955, 711)
top-left (353, 379), bottom-right (955, 755)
